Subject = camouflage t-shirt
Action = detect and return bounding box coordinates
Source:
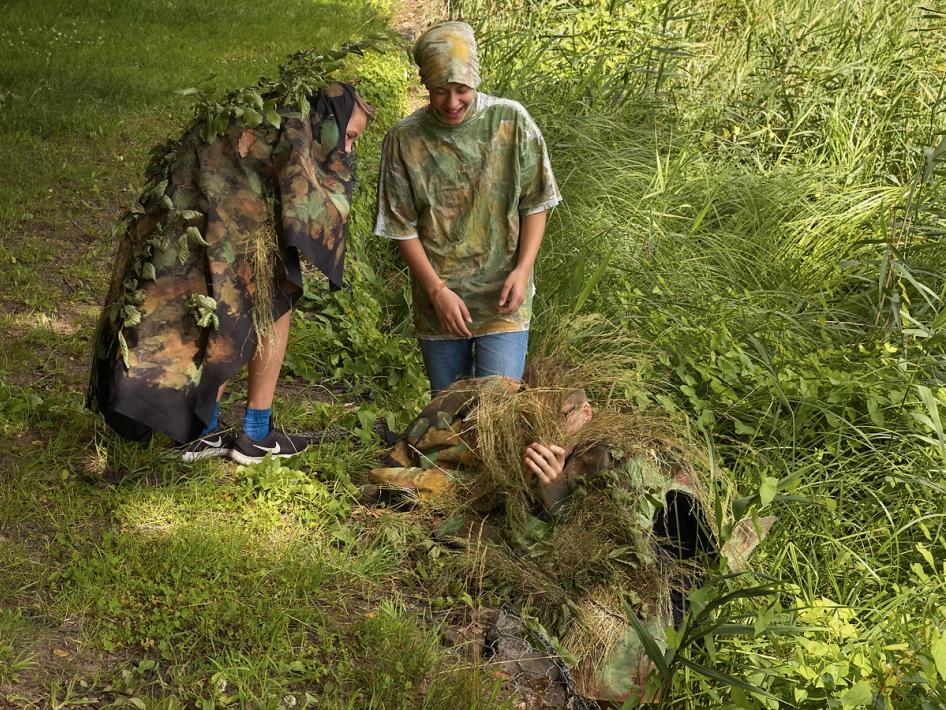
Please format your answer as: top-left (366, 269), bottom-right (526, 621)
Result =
top-left (374, 93), bottom-right (560, 339)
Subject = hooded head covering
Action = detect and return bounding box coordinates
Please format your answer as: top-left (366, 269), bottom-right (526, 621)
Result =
top-left (88, 80), bottom-right (363, 444)
top-left (280, 80), bottom-right (358, 292)
top-left (312, 81), bottom-right (357, 157)
top-left (412, 21), bottom-right (480, 90)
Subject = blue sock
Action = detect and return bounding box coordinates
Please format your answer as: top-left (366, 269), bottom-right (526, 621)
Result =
top-left (200, 401), bottom-right (220, 436)
top-left (243, 407), bottom-right (271, 441)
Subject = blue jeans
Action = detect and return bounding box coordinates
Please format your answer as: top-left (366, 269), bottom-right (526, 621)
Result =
top-left (418, 331), bottom-right (529, 393)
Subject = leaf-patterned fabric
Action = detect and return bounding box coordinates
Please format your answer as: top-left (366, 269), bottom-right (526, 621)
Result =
top-left (374, 92), bottom-right (560, 339)
top-left (88, 83), bottom-right (358, 444)
top-left (412, 21), bottom-right (481, 90)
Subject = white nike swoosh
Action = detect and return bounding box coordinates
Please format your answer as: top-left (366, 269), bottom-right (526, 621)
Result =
top-left (201, 436), bottom-right (223, 447)
top-left (253, 441), bottom-right (281, 454)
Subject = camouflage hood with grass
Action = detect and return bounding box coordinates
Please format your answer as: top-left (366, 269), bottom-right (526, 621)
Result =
top-left (88, 83), bottom-right (359, 444)
top-left (369, 376), bottom-right (772, 705)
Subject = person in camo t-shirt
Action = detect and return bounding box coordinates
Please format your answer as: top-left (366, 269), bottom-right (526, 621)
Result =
top-left (374, 21), bottom-right (560, 393)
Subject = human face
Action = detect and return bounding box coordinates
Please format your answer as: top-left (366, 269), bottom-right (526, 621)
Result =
top-left (345, 104), bottom-right (368, 153)
top-left (428, 82), bottom-right (474, 124)
top-left (561, 392), bottom-right (593, 435)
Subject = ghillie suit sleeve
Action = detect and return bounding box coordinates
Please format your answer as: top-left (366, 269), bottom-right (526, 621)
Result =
top-left (87, 43), bottom-right (383, 444)
top-left (368, 376), bottom-right (522, 498)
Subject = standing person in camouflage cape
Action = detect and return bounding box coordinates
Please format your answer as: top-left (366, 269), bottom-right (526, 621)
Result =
top-left (89, 82), bottom-right (371, 463)
top-left (367, 376), bottom-right (773, 705)
top-left (374, 22), bottom-right (561, 393)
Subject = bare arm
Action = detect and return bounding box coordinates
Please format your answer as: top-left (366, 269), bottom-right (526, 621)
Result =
top-left (395, 237), bottom-right (440, 296)
top-left (498, 210), bottom-right (548, 314)
top-left (396, 237), bottom-right (473, 338)
top-left (516, 209), bottom-right (548, 272)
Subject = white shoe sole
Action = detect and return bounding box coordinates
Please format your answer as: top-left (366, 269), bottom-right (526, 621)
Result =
top-left (228, 450), bottom-right (299, 465)
top-left (181, 448), bottom-right (232, 463)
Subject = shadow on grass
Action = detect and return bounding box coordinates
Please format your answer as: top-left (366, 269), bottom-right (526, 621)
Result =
top-left (1, 381), bottom-right (510, 708)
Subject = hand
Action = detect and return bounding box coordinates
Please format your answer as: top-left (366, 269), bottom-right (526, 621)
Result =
top-left (523, 442), bottom-right (567, 486)
top-left (432, 287), bottom-right (473, 338)
top-left (498, 268), bottom-right (529, 314)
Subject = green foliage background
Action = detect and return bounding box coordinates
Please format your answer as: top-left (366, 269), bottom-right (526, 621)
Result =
top-left (1, 0), bottom-right (945, 707)
top-left (430, 0), bottom-right (946, 706)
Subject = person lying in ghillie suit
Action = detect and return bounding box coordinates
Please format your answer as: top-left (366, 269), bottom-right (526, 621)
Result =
top-left (366, 374), bottom-right (773, 706)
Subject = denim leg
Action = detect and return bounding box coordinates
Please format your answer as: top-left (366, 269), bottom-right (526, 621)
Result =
top-left (472, 330), bottom-right (529, 381)
top-left (418, 338), bottom-right (474, 393)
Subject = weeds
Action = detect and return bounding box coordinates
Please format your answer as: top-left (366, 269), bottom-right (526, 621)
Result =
top-left (448, 0), bottom-right (946, 705)
top-left (3, 0), bottom-right (945, 706)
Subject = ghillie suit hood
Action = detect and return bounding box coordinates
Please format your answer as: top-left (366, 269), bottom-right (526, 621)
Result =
top-left (88, 41), bottom-right (385, 444)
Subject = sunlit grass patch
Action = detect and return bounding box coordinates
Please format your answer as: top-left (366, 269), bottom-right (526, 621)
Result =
top-left (0, 537), bottom-right (44, 607)
top-left (41, 454), bottom-right (488, 705)
top-left (0, 0), bottom-right (382, 138)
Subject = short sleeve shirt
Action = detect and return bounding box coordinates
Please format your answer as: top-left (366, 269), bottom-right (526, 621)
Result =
top-left (374, 93), bottom-right (560, 339)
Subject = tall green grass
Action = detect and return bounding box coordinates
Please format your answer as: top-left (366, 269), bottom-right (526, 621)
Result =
top-left (0, 1), bottom-right (502, 706)
top-left (442, 0), bottom-right (946, 705)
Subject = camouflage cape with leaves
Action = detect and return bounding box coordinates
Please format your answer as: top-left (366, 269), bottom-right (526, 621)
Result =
top-left (369, 376), bottom-right (725, 704)
top-left (87, 52), bottom-right (369, 444)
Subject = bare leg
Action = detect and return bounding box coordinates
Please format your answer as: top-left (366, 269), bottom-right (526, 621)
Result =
top-left (227, 307), bottom-right (313, 457)
top-left (247, 309), bottom-right (291, 409)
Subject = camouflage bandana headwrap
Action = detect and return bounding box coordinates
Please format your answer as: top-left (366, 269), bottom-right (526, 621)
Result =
top-left (88, 82), bottom-right (358, 444)
top-left (412, 21), bottom-right (480, 90)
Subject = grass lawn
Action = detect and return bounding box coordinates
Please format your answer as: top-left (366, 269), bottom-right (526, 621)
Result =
top-left (5, 0), bottom-right (945, 707)
top-left (0, 1), bottom-right (511, 706)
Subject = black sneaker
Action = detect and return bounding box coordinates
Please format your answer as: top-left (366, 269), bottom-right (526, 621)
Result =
top-left (229, 429), bottom-right (309, 465)
top-left (179, 428), bottom-right (233, 462)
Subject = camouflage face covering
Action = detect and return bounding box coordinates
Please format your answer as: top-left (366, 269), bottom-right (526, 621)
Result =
top-left (412, 21), bottom-right (480, 90)
top-left (88, 83), bottom-right (358, 444)
top-left (375, 93), bottom-right (560, 339)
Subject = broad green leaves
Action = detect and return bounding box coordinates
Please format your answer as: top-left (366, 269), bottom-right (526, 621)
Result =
top-left (758, 476), bottom-right (778, 507)
top-left (841, 681), bottom-right (874, 707)
top-left (187, 294), bottom-right (219, 330)
top-left (932, 633), bottom-right (946, 681)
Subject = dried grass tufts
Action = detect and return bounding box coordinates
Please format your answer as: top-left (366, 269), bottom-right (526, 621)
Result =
top-left (250, 223), bottom-right (279, 355)
top-left (432, 343), bottom-right (725, 666)
top-left (526, 313), bottom-right (649, 403)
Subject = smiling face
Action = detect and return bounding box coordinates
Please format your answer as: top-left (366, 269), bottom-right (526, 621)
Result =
top-left (344, 104), bottom-right (368, 153)
top-left (428, 82), bottom-right (474, 124)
